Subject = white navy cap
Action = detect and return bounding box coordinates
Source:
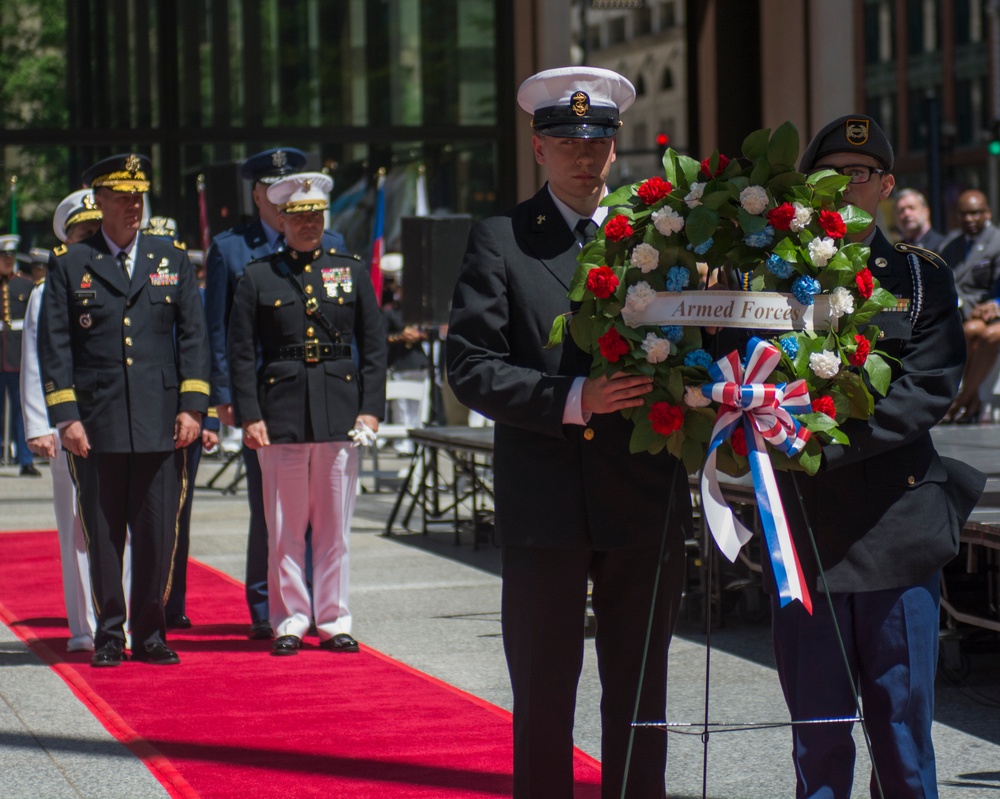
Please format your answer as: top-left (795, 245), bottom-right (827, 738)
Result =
top-left (0, 234), bottom-right (20, 253)
top-left (517, 66), bottom-right (636, 139)
top-left (53, 190), bottom-right (102, 243)
top-left (266, 171), bottom-right (334, 213)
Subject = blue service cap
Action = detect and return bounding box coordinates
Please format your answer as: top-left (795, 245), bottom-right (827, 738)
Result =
top-left (240, 148), bottom-right (308, 184)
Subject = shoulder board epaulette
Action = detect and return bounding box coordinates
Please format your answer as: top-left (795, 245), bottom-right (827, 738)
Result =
top-left (895, 242), bottom-right (946, 269)
top-left (173, 240), bottom-right (187, 251)
top-left (247, 251), bottom-right (281, 266)
top-left (53, 244), bottom-right (67, 256)
top-left (329, 250), bottom-right (362, 262)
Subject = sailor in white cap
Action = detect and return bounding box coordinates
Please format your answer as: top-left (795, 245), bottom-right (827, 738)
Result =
top-left (0, 233), bottom-right (40, 477)
top-left (447, 67), bottom-right (691, 797)
top-left (19, 190), bottom-right (133, 652)
top-left (228, 171), bottom-right (386, 657)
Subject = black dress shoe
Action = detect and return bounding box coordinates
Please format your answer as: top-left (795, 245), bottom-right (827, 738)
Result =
top-left (248, 619), bottom-right (274, 640)
top-left (271, 635), bottom-right (302, 656)
top-left (91, 639), bottom-right (126, 667)
top-left (20, 464), bottom-right (41, 477)
top-left (166, 614), bottom-right (192, 629)
top-left (319, 633), bottom-right (359, 653)
top-left (132, 643), bottom-right (180, 665)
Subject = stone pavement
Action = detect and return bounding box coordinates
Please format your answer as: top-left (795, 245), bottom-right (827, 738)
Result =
top-left (1, 429), bottom-right (999, 798)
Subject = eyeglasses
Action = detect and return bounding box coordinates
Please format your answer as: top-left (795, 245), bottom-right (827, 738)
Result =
top-left (813, 164), bottom-right (886, 184)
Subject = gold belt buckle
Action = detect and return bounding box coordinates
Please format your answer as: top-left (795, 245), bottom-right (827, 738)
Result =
top-left (303, 338), bottom-right (320, 363)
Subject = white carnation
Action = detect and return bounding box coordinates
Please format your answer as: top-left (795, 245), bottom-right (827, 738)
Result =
top-left (624, 281), bottom-right (657, 312)
top-left (828, 286), bottom-right (855, 319)
top-left (630, 243), bottom-right (660, 274)
top-left (809, 350), bottom-right (841, 379)
top-left (808, 236), bottom-right (838, 267)
top-left (652, 205), bottom-right (685, 236)
top-left (684, 385), bottom-right (712, 408)
top-left (641, 333), bottom-right (672, 364)
top-left (684, 182), bottom-right (706, 208)
top-left (790, 202), bottom-right (813, 232)
top-left (739, 185), bottom-right (769, 215)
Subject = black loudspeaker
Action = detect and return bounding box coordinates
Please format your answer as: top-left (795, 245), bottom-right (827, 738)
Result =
top-left (401, 215), bottom-right (472, 326)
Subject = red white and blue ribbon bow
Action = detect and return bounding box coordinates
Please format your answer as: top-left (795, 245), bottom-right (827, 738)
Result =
top-left (700, 336), bottom-right (814, 612)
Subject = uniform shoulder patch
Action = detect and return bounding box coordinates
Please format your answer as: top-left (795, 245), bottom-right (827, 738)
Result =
top-left (895, 242), bottom-right (946, 269)
top-left (53, 244), bottom-right (67, 256)
top-left (173, 240), bottom-right (187, 251)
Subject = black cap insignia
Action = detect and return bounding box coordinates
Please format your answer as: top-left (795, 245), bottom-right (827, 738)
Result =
top-left (571, 91), bottom-right (590, 117)
top-left (846, 119), bottom-right (869, 146)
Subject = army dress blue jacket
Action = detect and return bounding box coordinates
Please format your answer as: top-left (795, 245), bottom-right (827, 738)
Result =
top-left (227, 247), bottom-right (386, 443)
top-left (1, 272), bottom-right (34, 372)
top-left (38, 231), bottom-right (210, 453)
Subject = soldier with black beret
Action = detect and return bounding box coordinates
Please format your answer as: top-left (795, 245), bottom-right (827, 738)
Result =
top-left (227, 172), bottom-right (385, 657)
top-left (769, 115), bottom-right (983, 798)
top-left (38, 153), bottom-right (210, 668)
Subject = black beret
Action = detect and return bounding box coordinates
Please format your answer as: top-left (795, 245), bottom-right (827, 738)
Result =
top-left (83, 153), bottom-right (152, 193)
top-left (240, 148), bottom-right (308, 184)
top-left (799, 114), bottom-right (894, 173)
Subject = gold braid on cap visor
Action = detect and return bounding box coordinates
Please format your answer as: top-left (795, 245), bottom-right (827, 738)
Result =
top-left (281, 199), bottom-right (329, 214)
top-left (65, 208), bottom-right (103, 227)
top-left (90, 170), bottom-right (151, 193)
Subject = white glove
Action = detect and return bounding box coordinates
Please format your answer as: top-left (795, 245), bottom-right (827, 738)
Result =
top-left (347, 420), bottom-right (377, 448)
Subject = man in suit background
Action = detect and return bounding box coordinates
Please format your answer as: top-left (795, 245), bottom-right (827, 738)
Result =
top-left (771, 116), bottom-right (983, 798)
top-left (39, 154), bottom-right (210, 667)
top-left (447, 67), bottom-right (691, 799)
top-left (204, 147), bottom-right (347, 639)
top-left (893, 188), bottom-right (945, 252)
top-left (940, 189), bottom-right (1000, 423)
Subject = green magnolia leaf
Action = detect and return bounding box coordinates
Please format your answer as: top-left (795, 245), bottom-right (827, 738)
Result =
top-left (545, 313), bottom-right (568, 349)
top-left (677, 154), bottom-right (703, 185)
top-left (738, 208), bottom-right (768, 234)
top-left (767, 122), bottom-right (800, 169)
top-left (839, 204), bottom-right (873, 233)
top-left (701, 189), bottom-right (734, 210)
top-left (863, 352), bottom-right (892, 396)
top-left (772, 237), bottom-right (800, 262)
top-left (687, 205), bottom-right (720, 245)
top-left (568, 307), bottom-right (594, 352)
top-left (749, 159), bottom-right (771, 187)
top-left (836, 370), bottom-right (874, 417)
top-left (870, 287), bottom-right (897, 309)
top-left (742, 128), bottom-right (771, 160)
top-left (568, 264), bottom-right (591, 301)
top-left (681, 435), bottom-right (709, 475)
top-left (795, 439), bottom-right (822, 475)
top-left (603, 184), bottom-right (635, 207)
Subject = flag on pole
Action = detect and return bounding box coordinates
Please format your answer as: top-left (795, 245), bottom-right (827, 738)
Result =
top-left (197, 173), bottom-right (210, 252)
top-left (369, 167), bottom-right (386, 305)
top-left (8, 176), bottom-right (18, 235)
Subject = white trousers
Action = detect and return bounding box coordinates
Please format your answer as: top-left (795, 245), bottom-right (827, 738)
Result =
top-left (258, 442), bottom-right (357, 640)
top-left (52, 446), bottom-right (131, 650)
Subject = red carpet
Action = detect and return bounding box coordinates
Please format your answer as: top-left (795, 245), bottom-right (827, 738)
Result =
top-left (0, 530), bottom-right (602, 798)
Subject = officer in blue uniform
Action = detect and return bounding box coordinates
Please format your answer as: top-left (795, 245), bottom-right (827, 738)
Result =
top-left (203, 147), bottom-right (346, 639)
top-left (39, 154), bottom-right (210, 667)
top-left (769, 117), bottom-right (984, 799)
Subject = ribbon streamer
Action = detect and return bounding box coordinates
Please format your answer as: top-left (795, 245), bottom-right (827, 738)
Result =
top-left (700, 337), bottom-right (813, 612)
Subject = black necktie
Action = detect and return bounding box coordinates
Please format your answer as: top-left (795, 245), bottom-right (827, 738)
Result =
top-left (117, 251), bottom-right (129, 279)
top-left (576, 217), bottom-right (598, 246)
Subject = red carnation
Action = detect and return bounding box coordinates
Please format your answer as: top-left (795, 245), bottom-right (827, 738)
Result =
top-left (849, 334), bottom-right (871, 367)
top-left (649, 401), bottom-right (685, 437)
top-left (811, 395), bottom-right (836, 418)
top-left (586, 265), bottom-right (619, 299)
top-left (818, 209), bottom-right (847, 239)
top-left (767, 203), bottom-right (796, 231)
top-left (700, 153), bottom-right (731, 178)
top-left (855, 268), bottom-right (874, 299)
top-left (598, 328), bottom-right (630, 362)
top-left (604, 214), bottom-right (634, 242)
top-left (730, 426), bottom-right (749, 457)
top-left (637, 176), bottom-right (673, 205)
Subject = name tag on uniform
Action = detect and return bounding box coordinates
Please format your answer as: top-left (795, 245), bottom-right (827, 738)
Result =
top-left (322, 267), bottom-right (353, 297)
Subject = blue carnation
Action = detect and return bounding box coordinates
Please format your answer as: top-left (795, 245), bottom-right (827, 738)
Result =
top-left (743, 225), bottom-right (774, 248)
top-left (766, 252), bottom-right (795, 278)
top-left (779, 336), bottom-right (799, 359)
top-left (791, 275), bottom-right (821, 306)
top-left (690, 237), bottom-right (714, 255)
top-left (666, 266), bottom-right (690, 292)
top-left (684, 349), bottom-right (714, 368)
top-left (660, 325), bottom-right (684, 343)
